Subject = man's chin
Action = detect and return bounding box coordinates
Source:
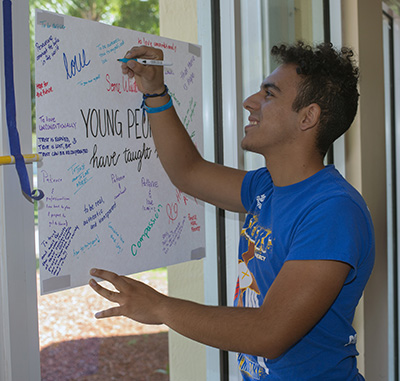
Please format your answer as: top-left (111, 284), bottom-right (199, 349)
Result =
top-left (241, 140), bottom-right (256, 153)
top-left (241, 139), bottom-right (250, 151)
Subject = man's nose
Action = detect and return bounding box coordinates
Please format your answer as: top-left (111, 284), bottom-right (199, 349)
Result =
top-left (243, 92), bottom-right (260, 111)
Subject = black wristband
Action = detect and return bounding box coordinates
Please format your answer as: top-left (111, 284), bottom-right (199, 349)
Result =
top-left (143, 85), bottom-right (169, 99)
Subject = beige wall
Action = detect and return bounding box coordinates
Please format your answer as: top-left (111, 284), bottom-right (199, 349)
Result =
top-left (159, 2), bottom-right (207, 380)
top-left (167, 261), bottom-right (206, 380)
top-left (341, 0), bottom-right (388, 379)
top-left (160, 0), bottom-right (198, 43)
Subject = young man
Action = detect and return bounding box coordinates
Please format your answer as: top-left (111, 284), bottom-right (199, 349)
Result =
top-left (89, 42), bottom-right (375, 380)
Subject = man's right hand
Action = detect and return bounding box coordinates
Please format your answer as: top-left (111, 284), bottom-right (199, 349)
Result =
top-left (121, 46), bottom-right (166, 95)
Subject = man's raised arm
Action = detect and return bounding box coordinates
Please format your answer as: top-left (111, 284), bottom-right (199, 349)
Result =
top-left (121, 46), bottom-right (247, 213)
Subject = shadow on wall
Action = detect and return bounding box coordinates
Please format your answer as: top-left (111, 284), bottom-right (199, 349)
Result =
top-left (40, 332), bottom-right (169, 381)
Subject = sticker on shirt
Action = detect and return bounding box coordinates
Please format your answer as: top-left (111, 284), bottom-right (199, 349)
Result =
top-left (345, 334), bottom-right (357, 346)
top-left (235, 214), bottom-right (273, 308)
top-left (238, 353), bottom-right (269, 380)
top-left (256, 194), bottom-right (266, 209)
top-left (241, 214), bottom-right (273, 259)
top-left (235, 260), bottom-right (260, 308)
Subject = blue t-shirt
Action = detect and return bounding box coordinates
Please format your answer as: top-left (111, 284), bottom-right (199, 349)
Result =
top-left (235, 165), bottom-right (375, 380)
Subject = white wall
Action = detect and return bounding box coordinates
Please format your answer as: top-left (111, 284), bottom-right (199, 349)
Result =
top-left (0, 1), bottom-right (41, 380)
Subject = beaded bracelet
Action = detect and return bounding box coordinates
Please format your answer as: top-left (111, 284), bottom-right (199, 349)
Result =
top-left (143, 85), bottom-right (169, 100)
top-left (141, 84), bottom-right (173, 115)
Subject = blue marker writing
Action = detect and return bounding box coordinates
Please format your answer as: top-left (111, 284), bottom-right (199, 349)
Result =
top-left (63, 49), bottom-right (91, 79)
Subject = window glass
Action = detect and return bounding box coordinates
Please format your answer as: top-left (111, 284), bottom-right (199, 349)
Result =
top-left (29, 2), bottom-right (168, 380)
top-left (383, 0), bottom-right (400, 16)
top-left (240, 0), bottom-right (325, 170)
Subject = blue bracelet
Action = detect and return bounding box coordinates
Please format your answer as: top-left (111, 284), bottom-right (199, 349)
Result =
top-left (141, 96), bottom-right (173, 114)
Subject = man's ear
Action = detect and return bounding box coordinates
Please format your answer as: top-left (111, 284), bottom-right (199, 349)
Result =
top-left (299, 103), bottom-right (321, 131)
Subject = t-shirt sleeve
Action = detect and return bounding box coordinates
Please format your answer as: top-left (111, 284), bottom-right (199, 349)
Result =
top-left (241, 168), bottom-right (272, 212)
top-left (285, 196), bottom-right (372, 281)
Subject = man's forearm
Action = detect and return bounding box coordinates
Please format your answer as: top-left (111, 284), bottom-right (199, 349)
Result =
top-left (145, 95), bottom-right (204, 193)
top-left (89, 268), bottom-right (276, 357)
top-left (159, 295), bottom-right (276, 358)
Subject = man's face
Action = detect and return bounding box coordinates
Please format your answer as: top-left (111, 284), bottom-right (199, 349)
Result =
top-left (241, 63), bottom-right (303, 156)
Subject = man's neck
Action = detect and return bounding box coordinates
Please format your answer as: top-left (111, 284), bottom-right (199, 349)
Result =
top-left (264, 152), bottom-right (325, 187)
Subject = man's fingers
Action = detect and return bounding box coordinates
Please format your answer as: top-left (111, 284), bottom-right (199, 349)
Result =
top-left (94, 306), bottom-right (122, 319)
top-left (90, 268), bottom-right (133, 293)
top-left (89, 270), bottom-right (131, 319)
top-left (90, 267), bottom-right (119, 281)
top-left (90, 268), bottom-right (125, 289)
top-left (126, 45), bottom-right (163, 60)
top-left (124, 46), bottom-right (164, 75)
top-left (89, 277), bottom-right (121, 303)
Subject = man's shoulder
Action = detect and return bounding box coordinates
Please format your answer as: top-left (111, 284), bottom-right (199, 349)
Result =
top-left (320, 166), bottom-right (370, 213)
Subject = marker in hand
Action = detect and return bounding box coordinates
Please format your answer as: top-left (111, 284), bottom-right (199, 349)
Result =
top-left (117, 58), bottom-right (172, 66)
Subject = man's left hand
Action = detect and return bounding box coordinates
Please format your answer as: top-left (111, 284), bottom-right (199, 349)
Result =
top-left (89, 268), bottom-right (167, 325)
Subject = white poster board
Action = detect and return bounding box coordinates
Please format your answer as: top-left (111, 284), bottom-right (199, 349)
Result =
top-left (35, 10), bottom-right (204, 295)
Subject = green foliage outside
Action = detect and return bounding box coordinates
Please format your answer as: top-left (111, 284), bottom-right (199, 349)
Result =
top-left (384, 0), bottom-right (400, 15)
top-left (29, 0), bottom-right (159, 133)
top-left (30, 0), bottom-right (159, 227)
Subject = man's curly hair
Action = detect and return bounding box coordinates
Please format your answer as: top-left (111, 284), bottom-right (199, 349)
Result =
top-left (271, 41), bottom-right (359, 157)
